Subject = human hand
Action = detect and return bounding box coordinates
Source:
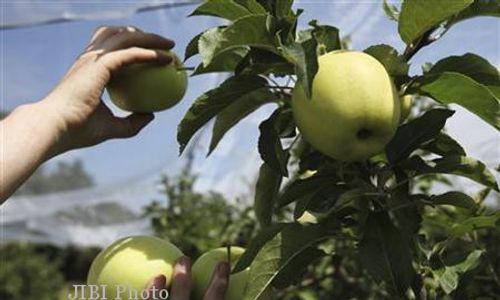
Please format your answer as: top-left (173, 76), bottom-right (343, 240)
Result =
top-left (41, 26), bottom-right (175, 156)
top-left (145, 257), bottom-right (229, 300)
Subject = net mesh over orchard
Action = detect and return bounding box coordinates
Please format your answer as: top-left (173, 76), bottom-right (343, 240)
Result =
top-left (1, 0), bottom-right (498, 247)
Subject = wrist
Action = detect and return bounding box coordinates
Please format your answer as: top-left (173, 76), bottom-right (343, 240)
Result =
top-left (15, 100), bottom-right (68, 158)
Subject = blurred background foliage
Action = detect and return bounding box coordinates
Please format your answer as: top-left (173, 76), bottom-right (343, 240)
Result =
top-left (1, 161), bottom-right (499, 299)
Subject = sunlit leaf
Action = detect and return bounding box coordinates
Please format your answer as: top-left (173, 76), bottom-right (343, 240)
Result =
top-left (244, 223), bottom-right (335, 300)
top-left (198, 15), bottom-right (277, 67)
top-left (364, 44), bottom-right (409, 77)
top-left (177, 75), bottom-right (268, 153)
top-left (209, 89), bottom-right (276, 154)
top-left (190, 0), bottom-right (257, 20)
top-left (428, 53), bottom-right (500, 87)
top-left (398, 0), bottom-right (473, 44)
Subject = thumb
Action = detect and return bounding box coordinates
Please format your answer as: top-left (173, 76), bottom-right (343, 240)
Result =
top-left (146, 275), bottom-right (167, 300)
top-left (107, 113), bottom-right (154, 139)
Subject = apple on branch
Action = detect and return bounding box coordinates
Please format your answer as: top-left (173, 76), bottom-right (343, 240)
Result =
top-left (292, 51), bottom-right (401, 161)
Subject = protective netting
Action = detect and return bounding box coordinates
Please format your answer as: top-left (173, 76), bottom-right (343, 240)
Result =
top-left (1, 1), bottom-right (498, 247)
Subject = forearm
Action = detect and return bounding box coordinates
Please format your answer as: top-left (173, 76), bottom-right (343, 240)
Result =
top-left (0, 101), bottom-right (64, 202)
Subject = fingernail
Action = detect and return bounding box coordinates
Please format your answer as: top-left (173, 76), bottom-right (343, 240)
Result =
top-left (144, 113), bottom-right (154, 122)
top-left (151, 275), bottom-right (166, 289)
top-left (157, 53), bottom-right (172, 65)
top-left (177, 256), bottom-right (191, 270)
top-left (217, 262), bottom-right (230, 278)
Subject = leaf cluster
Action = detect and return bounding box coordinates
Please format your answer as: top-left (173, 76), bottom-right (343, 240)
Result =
top-left (176, 0), bottom-right (500, 299)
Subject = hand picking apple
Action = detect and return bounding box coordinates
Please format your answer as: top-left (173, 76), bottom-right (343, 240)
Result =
top-left (86, 236), bottom-right (235, 300)
top-left (1, 26), bottom-right (186, 202)
top-left (107, 50), bottom-right (188, 113)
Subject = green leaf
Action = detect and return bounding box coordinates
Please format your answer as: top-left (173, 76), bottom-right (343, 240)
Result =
top-left (364, 44), bottom-right (409, 77)
top-left (448, 0), bottom-right (500, 26)
top-left (434, 250), bottom-right (483, 294)
top-left (358, 212), bottom-right (416, 296)
top-left (386, 108), bottom-right (455, 164)
top-left (192, 47), bottom-right (248, 75)
top-left (235, 0), bottom-right (267, 14)
top-left (428, 53), bottom-right (500, 86)
top-left (414, 72), bottom-right (500, 130)
top-left (281, 38), bottom-right (318, 99)
top-left (198, 14), bottom-right (277, 67)
top-left (254, 0), bottom-right (273, 13)
top-left (185, 32), bottom-right (204, 61)
top-left (244, 223), bottom-right (335, 300)
top-left (254, 163), bottom-right (282, 227)
top-left (310, 21), bottom-right (341, 54)
top-left (420, 133), bottom-right (466, 157)
top-left (233, 224), bottom-right (286, 273)
top-left (388, 191), bottom-right (422, 235)
top-left (277, 175), bottom-right (335, 208)
top-left (274, 0), bottom-right (294, 18)
top-left (383, 0), bottom-right (399, 21)
top-left (177, 75), bottom-right (268, 153)
top-left (258, 109), bottom-right (291, 176)
top-left (294, 184), bottom-right (346, 220)
top-left (189, 0), bottom-right (255, 21)
top-left (489, 85), bottom-right (500, 98)
top-left (235, 48), bottom-right (294, 76)
top-left (209, 89), bottom-right (276, 154)
top-left (404, 155), bottom-right (499, 191)
top-left (272, 246), bottom-right (325, 288)
top-left (398, 0), bottom-right (473, 44)
top-left (432, 155), bottom-right (499, 191)
top-left (450, 212), bottom-right (500, 237)
top-left (431, 191), bottom-right (477, 210)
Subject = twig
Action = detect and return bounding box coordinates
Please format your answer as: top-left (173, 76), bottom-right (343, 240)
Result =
top-left (402, 25), bottom-right (445, 61)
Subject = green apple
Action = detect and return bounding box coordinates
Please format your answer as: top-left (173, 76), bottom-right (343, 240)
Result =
top-left (87, 235), bottom-right (183, 299)
top-left (400, 94), bottom-right (413, 122)
top-left (292, 51), bottom-right (400, 161)
top-left (107, 51), bottom-right (188, 113)
top-left (192, 247), bottom-right (250, 300)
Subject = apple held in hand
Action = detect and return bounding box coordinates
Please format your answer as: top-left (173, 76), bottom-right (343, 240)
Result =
top-left (192, 247), bottom-right (266, 300)
top-left (87, 235), bottom-right (183, 299)
top-left (292, 51), bottom-right (400, 161)
top-left (107, 51), bottom-right (188, 113)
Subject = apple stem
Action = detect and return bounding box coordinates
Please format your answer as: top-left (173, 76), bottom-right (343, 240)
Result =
top-left (226, 245), bottom-right (232, 267)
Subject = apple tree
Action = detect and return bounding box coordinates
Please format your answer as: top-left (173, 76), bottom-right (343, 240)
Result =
top-left (177, 0), bottom-right (500, 299)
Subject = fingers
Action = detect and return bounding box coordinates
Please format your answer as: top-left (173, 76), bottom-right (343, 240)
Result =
top-left (170, 257), bottom-right (192, 300)
top-left (88, 26), bottom-right (122, 46)
top-left (203, 262), bottom-right (230, 300)
top-left (106, 113), bottom-right (155, 139)
top-left (103, 31), bottom-right (175, 52)
top-left (88, 26), bottom-right (142, 47)
top-left (145, 275), bottom-right (167, 300)
top-left (99, 47), bottom-right (172, 73)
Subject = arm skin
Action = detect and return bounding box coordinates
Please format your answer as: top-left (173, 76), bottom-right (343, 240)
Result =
top-left (0, 26), bottom-right (173, 202)
top-left (0, 26), bottom-right (229, 300)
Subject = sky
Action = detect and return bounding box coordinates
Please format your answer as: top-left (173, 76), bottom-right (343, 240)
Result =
top-left (1, 0), bottom-right (499, 199)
